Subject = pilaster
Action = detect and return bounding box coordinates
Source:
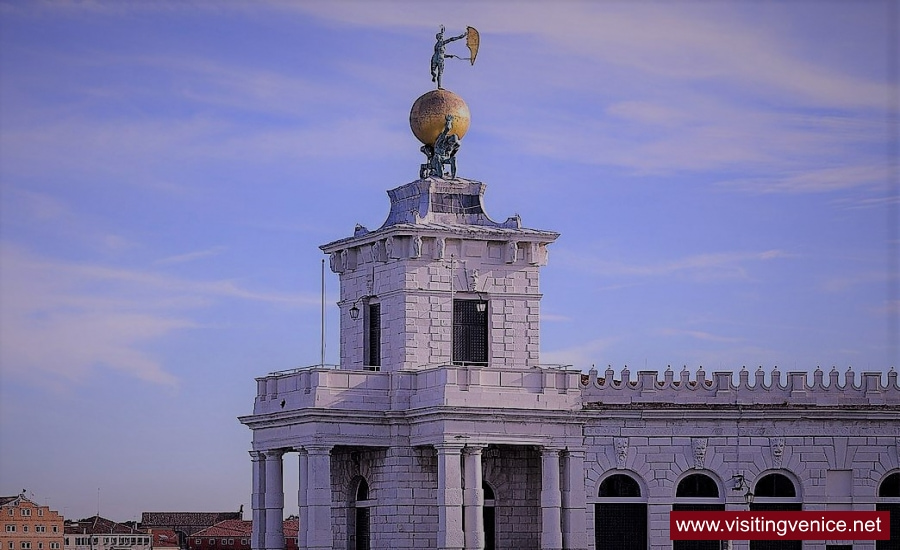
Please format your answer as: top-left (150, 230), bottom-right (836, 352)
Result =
top-left (540, 448), bottom-right (563, 550)
top-left (463, 446), bottom-right (485, 550)
top-left (306, 445), bottom-right (333, 550)
top-left (250, 451), bottom-right (266, 550)
top-left (263, 450), bottom-right (285, 550)
top-left (436, 444), bottom-right (465, 550)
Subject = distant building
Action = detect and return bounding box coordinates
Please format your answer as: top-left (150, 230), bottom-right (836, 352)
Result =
top-left (0, 494), bottom-right (64, 550)
top-left (63, 516), bottom-right (149, 550)
top-left (139, 514), bottom-right (241, 550)
top-left (188, 520), bottom-right (296, 550)
top-left (147, 530), bottom-right (178, 550)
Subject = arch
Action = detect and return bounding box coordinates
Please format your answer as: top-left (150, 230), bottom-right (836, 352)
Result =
top-left (879, 471), bottom-right (900, 498)
top-left (482, 480), bottom-right (496, 550)
top-left (599, 474), bottom-right (641, 498)
top-left (750, 471), bottom-right (801, 550)
top-left (676, 473), bottom-right (720, 499)
top-left (348, 476), bottom-right (371, 550)
top-left (594, 469), bottom-right (649, 501)
top-left (595, 471), bottom-right (647, 550)
top-left (754, 473), bottom-right (797, 498)
top-left (673, 472), bottom-right (725, 550)
top-left (877, 470), bottom-right (900, 550)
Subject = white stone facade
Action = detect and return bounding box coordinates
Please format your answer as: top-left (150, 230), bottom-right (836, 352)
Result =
top-left (240, 177), bottom-right (900, 550)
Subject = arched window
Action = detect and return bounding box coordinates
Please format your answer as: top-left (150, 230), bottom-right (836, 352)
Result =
top-left (348, 477), bottom-right (372, 550)
top-left (594, 473), bottom-right (647, 550)
top-left (673, 473), bottom-right (724, 550)
top-left (483, 481), bottom-right (496, 550)
top-left (877, 472), bottom-right (900, 550)
top-left (750, 473), bottom-right (801, 550)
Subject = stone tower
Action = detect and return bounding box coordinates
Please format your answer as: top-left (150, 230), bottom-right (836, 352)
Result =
top-left (320, 175), bottom-right (558, 372)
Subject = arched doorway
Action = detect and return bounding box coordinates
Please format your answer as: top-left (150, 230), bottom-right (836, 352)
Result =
top-left (673, 473), bottom-right (725, 550)
top-left (877, 472), bottom-right (900, 550)
top-left (348, 477), bottom-right (372, 550)
top-left (750, 473), bottom-right (801, 550)
top-left (595, 473), bottom-right (647, 550)
top-left (483, 481), bottom-right (496, 550)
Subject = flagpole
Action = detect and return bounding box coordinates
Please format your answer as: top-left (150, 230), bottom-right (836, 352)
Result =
top-left (321, 258), bottom-right (326, 367)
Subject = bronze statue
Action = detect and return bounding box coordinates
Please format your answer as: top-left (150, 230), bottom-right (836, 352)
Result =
top-left (420, 114), bottom-right (461, 179)
top-left (430, 25), bottom-right (479, 90)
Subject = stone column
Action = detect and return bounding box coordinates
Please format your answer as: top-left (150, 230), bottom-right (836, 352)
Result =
top-left (295, 448), bottom-right (308, 550)
top-left (540, 448), bottom-right (563, 550)
top-left (561, 450), bottom-right (587, 550)
top-left (305, 445), bottom-right (333, 550)
top-left (463, 446), bottom-right (485, 550)
top-left (250, 451), bottom-right (266, 550)
top-left (436, 444), bottom-right (465, 550)
top-left (263, 450), bottom-right (285, 550)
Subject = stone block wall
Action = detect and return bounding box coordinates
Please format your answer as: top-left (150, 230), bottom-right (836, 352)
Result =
top-left (329, 232), bottom-right (550, 372)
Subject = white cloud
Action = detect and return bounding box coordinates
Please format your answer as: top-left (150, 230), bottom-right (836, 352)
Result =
top-left (557, 249), bottom-right (791, 282)
top-left (542, 337), bottom-right (618, 370)
top-left (0, 243), bottom-right (320, 387)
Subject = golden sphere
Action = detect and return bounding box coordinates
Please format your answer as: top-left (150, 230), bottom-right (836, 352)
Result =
top-left (409, 89), bottom-right (470, 146)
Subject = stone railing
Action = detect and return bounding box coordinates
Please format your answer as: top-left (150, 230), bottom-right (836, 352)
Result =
top-left (580, 366), bottom-right (899, 406)
top-left (251, 363), bottom-right (583, 415)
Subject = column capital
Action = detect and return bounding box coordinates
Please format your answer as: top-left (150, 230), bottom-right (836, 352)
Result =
top-left (249, 450), bottom-right (265, 461)
top-left (462, 444), bottom-right (486, 455)
top-left (263, 448), bottom-right (286, 460)
top-left (561, 448), bottom-right (585, 458)
top-left (304, 445), bottom-right (332, 457)
top-left (434, 442), bottom-right (465, 453)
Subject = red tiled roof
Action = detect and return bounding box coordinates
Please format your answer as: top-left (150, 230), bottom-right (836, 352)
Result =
top-left (192, 519), bottom-right (298, 539)
top-left (65, 516), bottom-right (145, 535)
top-left (191, 521), bottom-right (251, 538)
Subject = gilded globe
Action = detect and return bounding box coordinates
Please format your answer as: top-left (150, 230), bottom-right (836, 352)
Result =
top-left (409, 89), bottom-right (470, 146)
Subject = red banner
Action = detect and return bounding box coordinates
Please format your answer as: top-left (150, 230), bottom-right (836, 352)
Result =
top-left (670, 511), bottom-right (890, 540)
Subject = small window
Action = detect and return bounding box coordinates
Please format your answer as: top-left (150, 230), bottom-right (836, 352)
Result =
top-left (8, 543), bottom-right (13, 550)
top-left (22, 543), bottom-right (31, 549)
top-left (52, 527), bottom-right (58, 533)
top-left (195, 540), bottom-right (201, 546)
top-left (366, 303), bottom-right (381, 367)
top-left (21, 509), bottom-right (31, 517)
top-left (209, 540), bottom-right (215, 546)
top-left (240, 540), bottom-right (247, 546)
top-left (37, 510), bottom-right (43, 517)
top-left (452, 299), bottom-right (488, 365)
top-left (38, 543), bottom-right (43, 549)
top-left (23, 526), bottom-right (28, 532)
top-left (5, 525), bottom-right (15, 532)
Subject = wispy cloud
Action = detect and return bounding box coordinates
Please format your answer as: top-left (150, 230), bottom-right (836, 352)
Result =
top-left (557, 249), bottom-right (791, 282)
top-left (659, 328), bottom-right (743, 344)
top-left (542, 337), bottom-right (618, 370)
top-left (155, 246), bottom-right (227, 266)
top-left (0, 244), bottom-right (320, 388)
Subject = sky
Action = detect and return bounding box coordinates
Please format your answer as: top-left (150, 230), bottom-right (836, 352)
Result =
top-left (1, 0), bottom-right (898, 524)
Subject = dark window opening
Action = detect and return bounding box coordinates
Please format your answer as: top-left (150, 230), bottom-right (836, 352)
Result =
top-left (594, 503), bottom-right (647, 550)
top-left (599, 474), bottom-right (642, 498)
top-left (880, 473), bottom-right (900, 497)
top-left (483, 481), bottom-right (496, 550)
top-left (676, 474), bottom-right (720, 498)
top-left (754, 473), bottom-right (797, 498)
top-left (453, 299), bottom-right (488, 365)
top-left (877, 503), bottom-right (900, 550)
top-left (366, 303), bottom-right (380, 368)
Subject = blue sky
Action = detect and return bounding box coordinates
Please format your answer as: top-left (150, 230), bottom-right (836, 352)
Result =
top-left (1, 0), bottom-right (897, 522)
